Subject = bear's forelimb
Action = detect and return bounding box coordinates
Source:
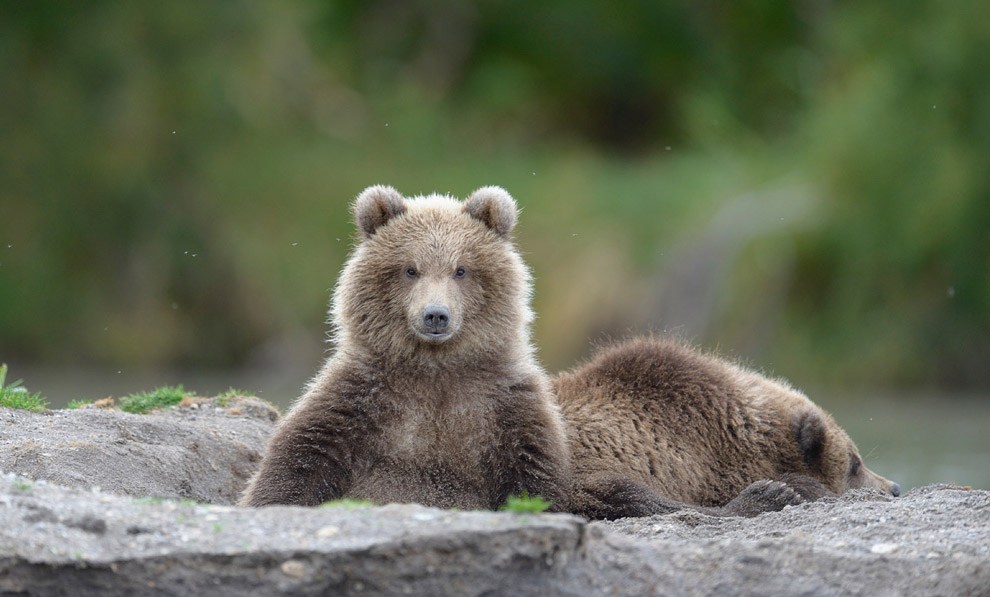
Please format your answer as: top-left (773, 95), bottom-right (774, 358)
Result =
top-left (489, 387), bottom-right (572, 512)
top-left (571, 475), bottom-right (816, 520)
top-left (239, 401), bottom-right (373, 507)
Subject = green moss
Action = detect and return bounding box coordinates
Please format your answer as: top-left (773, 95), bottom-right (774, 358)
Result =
top-left (12, 480), bottom-right (33, 491)
top-left (119, 385), bottom-right (190, 414)
top-left (499, 491), bottom-right (551, 514)
top-left (0, 364), bottom-right (48, 411)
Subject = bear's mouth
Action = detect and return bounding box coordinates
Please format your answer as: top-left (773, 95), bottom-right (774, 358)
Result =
top-left (416, 330), bottom-right (453, 344)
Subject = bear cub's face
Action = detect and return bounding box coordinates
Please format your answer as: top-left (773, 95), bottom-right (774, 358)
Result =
top-left (333, 185), bottom-right (530, 360)
top-left (792, 408), bottom-right (901, 497)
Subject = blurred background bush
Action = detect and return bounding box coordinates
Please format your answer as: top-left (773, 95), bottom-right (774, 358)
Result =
top-left (1, 1), bottom-right (988, 487)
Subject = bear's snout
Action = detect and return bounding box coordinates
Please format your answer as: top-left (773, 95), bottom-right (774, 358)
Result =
top-left (422, 305), bottom-right (451, 333)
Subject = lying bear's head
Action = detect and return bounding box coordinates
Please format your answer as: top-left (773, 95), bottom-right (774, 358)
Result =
top-left (791, 408), bottom-right (901, 497)
top-left (331, 185), bottom-right (534, 366)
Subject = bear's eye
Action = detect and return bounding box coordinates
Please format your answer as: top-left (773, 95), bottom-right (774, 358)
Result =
top-left (405, 267), bottom-right (418, 279)
top-left (849, 456), bottom-right (861, 476)
top-left (454, 267), bottom-right (466, 279)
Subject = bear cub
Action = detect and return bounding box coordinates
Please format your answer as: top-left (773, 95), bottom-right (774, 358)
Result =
top-left (556, 337), bottom-right (901, 519)
top-left (239, 185), bottom-right (572, 510)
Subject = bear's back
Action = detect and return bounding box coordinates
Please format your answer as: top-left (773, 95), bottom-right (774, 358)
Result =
top-left (555, 338), bottom-right (799, 506)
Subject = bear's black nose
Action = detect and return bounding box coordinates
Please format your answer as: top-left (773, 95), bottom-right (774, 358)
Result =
top-left (423, 305), bottom-right (450, 332)
top-left (891, 482), bottom-right (901, 497)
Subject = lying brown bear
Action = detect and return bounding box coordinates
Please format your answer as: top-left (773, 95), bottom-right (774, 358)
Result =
top-left (555, 337), bottom-right (900, 519)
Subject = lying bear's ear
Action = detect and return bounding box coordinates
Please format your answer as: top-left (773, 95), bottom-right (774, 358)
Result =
top-left (463, 186), bottom-right (518, 238)
top-left (791, 409), bottom-right (826, 471)
top-left (354, 185), bottom-right (407, 239)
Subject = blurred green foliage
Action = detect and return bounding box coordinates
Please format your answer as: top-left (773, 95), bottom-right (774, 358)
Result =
top-left (1, 0), bottom-right (987, 389)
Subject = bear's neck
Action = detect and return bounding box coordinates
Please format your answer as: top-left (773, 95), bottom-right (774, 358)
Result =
top-left (335, 333), bottom-right (541, 381)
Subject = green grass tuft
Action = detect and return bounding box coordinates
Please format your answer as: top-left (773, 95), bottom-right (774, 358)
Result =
top-left (119, 385), bottom-right (190, 414)
top-left (215, 387), bottom-right (252, 406)
top-left (0, 364), bottom-right (48, 411)
top-left (499, 491), bottom-right (552, 513)
top-left (319, 498), bottom-right (375, 509)
top-left (66, 399), bottom-right (92, 410)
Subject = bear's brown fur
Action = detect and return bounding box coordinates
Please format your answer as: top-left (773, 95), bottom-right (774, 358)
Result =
top-left (239, 185), bottom-right (856, 518)
top-left (239, 186), bottom-right (572, 510)
top-left (555, 337), bottom-right (900, 519)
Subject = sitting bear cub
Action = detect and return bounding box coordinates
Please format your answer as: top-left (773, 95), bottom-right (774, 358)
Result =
top-left (240, 185), bottom-right (897, 518)
top-left (240, 185), bottom-right (572, 510)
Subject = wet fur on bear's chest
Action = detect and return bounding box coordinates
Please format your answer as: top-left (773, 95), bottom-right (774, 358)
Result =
top-left (347, 382), bottom-right (502, 509)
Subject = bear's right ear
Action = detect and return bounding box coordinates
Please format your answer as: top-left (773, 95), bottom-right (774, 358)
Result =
top-left (463, 186), bottom-right (518, 238)
top-left (353, 185), bottom-right (407, 239)
top-left (791, 409), bottom-right (826, 471)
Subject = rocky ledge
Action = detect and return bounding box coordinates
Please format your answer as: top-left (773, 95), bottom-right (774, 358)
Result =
top-left (0, 404), bottom-right (988, 596)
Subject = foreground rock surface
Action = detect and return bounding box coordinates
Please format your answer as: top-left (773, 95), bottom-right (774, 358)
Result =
top-left (0, 474), bottom-right (987, 597)
top-left (0, 398), bottom-right (277, 505)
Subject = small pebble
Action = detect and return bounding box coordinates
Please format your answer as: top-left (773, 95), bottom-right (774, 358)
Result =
top-left (280, 559), bottom-right (305, 578)
top-left (871, 543), bottom-right (899, 554)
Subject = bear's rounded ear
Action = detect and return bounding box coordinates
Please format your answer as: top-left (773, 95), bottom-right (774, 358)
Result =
top-left (463, 186), bottom-right (518, 238)
top-left (353, 185), bottom-right (407, 239)
top-left (791, 409), bottom-right (826, 471)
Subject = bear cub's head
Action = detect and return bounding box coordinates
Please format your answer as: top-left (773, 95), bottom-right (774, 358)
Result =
top-left (791, 408), bottom-right (901, 497)
top-left (332, 185), bottom-right (534, 365)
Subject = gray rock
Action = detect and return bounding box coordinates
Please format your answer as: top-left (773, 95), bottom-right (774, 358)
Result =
top-left (0, 474), bottom-right (587, 597)
top-left (0, 397), bottom-right (277, 505)
top-left (1, 403), bottom-right (988, 595)
top-left (0, 474), bottom-right (987, 596)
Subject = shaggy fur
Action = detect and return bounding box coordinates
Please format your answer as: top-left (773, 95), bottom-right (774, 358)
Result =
top-left (555, 337), bottom-right (900, 519)
top-left (239, 186), bottom-right (571, 510)
top-left (240, 184), bottom-right (871, 519)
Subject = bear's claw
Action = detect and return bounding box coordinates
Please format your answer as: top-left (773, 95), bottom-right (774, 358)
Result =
top-left (723, 479), bottom-right (806, 517)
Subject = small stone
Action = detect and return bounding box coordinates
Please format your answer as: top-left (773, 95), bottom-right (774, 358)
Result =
top-left (317, 525), bottom-right (340, 538)
top-left (870, 543), bottom-right (899, 554)
top-left (280, 559), bottom-right (306, 578)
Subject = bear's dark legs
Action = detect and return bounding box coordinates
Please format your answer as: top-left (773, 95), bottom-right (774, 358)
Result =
top-left (719, 479), bottom-right (805, 517)
top-left (239, 396), bottom-right (374, 507)
top-left (490, 385), bottom-right (573, 512)
top-left (570, 477), bottom-right (684, 520)
top-left (775, 473), bottom-right (836, 500)
top-left (571, 475), bottom-right (827, 520)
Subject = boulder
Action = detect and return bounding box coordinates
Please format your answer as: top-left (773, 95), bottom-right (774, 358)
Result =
top-left (0, 474), bottom-right (987, 596)
top-left (1, 402), bottom-right (988, 595)
top-left (0, 397), bottom-right (277, 505)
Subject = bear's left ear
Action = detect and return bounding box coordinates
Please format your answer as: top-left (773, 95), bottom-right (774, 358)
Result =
top-left (463, 186), bottom-right (518, 238)
top-left (791, 409), bottom-right (826, 471)
top-left (353, 185), bottom-right (407, 239)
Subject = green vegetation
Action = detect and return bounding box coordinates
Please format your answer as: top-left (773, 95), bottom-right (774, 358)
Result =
top-left (216, 388), bottom-right (252, 407)
top-left (319, 498), bottom-right (375, 509)
top-left (499, 492), bottom-right (552, 514)
top-left (66, 399), bottom-right (92, 410)
top-left (1, 2), bottom-right (987, 390)
top-left (0, 364), bottom-right (48, 411)
top-left (119, 385), bottom-right (191, 414)
top-left (12, 480), bottom-right (33, 491)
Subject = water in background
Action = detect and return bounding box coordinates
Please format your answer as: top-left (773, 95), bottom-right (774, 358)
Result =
top-left (822, 392), bottom-right (990, 493)
top-left (11, 366), bottom-right (990, 492)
